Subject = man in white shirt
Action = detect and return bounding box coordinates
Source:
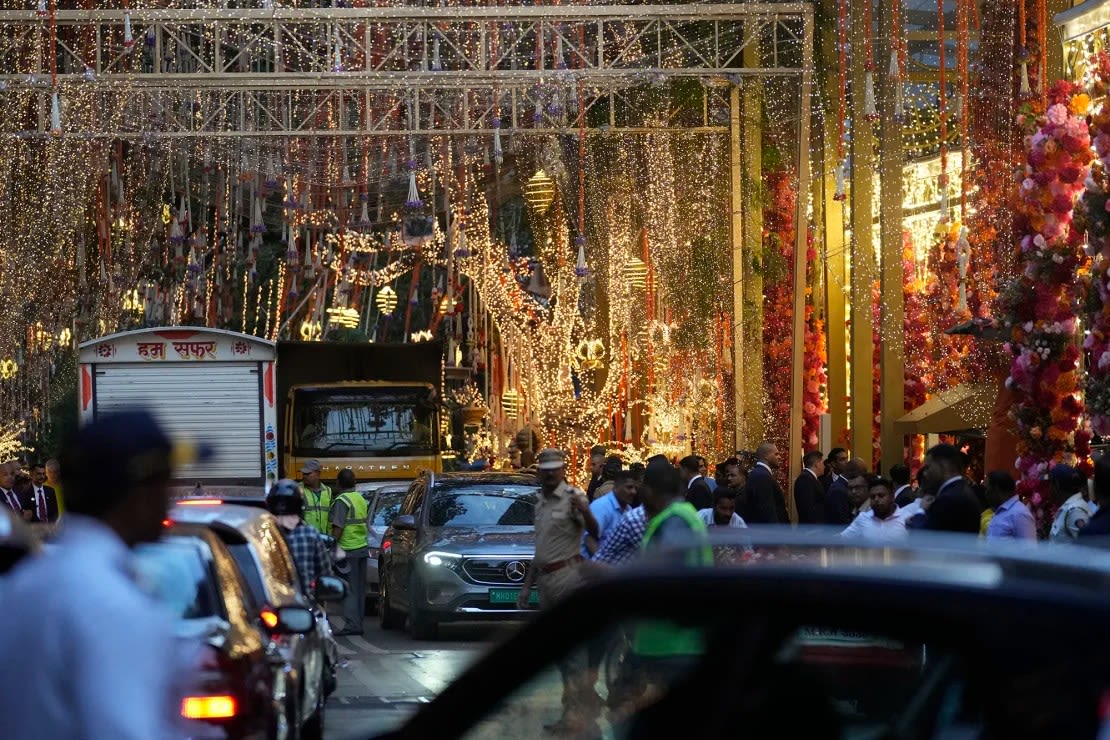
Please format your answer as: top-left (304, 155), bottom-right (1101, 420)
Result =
top-left (697, 488), bottom-right (748, 528)
top-left (840, 476), bottom-right (908, 543)
top-left (0, 409), bottom-right (196, 740)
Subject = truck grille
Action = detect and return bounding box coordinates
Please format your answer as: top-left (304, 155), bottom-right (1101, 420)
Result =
top-left (462, 557), bottom-right (532, 585)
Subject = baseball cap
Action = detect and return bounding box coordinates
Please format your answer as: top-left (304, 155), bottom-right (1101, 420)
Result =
top-left (536, 449), bottom-right (567, 470)
top-left (301, 459), bottom-right (323, 474)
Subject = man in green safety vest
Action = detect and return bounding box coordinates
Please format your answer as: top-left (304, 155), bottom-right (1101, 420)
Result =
top-left (630, 459), bottom-right (713, 697)
top-left (299, 459), bottom-right (333, 534)
top-left (330, 468), bottom-right (369, 636)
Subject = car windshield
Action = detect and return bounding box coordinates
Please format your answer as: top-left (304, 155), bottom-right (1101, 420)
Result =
top-left (372, 491), bottom-right (406, 528)
top-left (293, 386), bottom-right (436, 458)
top-left (134, 538), bottom-right (220, 620)
top-left (427, 485), bottom-right (538, 527)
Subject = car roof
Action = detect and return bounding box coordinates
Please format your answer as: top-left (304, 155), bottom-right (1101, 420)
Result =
top-left (170, 501), bottom-right (275, 536)
top-left (384, 530), bottom-right (1110, 739)
top-left (427, 472), bottom-right (539, 486)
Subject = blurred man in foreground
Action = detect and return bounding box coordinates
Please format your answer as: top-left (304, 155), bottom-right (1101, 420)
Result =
top-left (0, 409), bottom-right (192, 740)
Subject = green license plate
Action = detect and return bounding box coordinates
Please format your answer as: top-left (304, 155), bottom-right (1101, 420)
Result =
top-left (489, 588), bottom-right (538, 605)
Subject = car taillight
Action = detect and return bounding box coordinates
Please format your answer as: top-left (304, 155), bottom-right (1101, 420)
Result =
top-left (181, 695), bottom-right (237, 720)
top-left (260, 608), bottom-right (279, 629)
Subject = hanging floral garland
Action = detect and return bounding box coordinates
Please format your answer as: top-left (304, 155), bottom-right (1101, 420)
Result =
top-left (924, 222), bottom-right (973, 391)
top-left (902, 230), bottom-right (931, 470)
top-left (999, 82), bottom-right (1093, 525)
top-left (1081, 53), bottom-right (1110, 438)
top-left (761, 167), bottom-right (796, 479)
top-left (801, 227), bottom-right (827, 452)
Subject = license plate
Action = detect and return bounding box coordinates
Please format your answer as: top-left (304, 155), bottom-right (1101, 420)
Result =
top-left (489, 588), bottom-right (538, 605)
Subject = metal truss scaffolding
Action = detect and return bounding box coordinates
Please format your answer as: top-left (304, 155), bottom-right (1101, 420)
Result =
top-left (0, 3), bottom-right (811, 137)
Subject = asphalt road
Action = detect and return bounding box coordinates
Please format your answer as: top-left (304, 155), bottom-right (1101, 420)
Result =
top-left (323, 611), bottom-right (523, 740)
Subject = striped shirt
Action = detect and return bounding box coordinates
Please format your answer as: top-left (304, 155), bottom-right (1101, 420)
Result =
top-left (593, 505), bottom-right (648, 565)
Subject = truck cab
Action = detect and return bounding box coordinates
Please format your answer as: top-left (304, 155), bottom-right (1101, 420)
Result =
top-left (285, 381), bottom-right (440, 482)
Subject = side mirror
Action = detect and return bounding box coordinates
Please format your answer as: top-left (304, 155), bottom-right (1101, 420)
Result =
top-left (314, 575), bottom-right (347, 603)
top-left (393, 514), bottom-right (417, 531)
top-left (260, 605), bottom-right (315, 635)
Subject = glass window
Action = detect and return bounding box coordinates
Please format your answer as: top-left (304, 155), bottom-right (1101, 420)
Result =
top-left (372, 492), bottom-right (406, 528)
top-left (292, 386), bottom-right (436, 458)
top-left (134, 538), bottom-right (220, 620)
top-left (427, 485), bottom-right (538, 528)
top-left (458, 620), bottom-right (979, 740)
top-left (227, 543), bottom-right (267, 608)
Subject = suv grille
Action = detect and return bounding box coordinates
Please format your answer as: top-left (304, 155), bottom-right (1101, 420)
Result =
top-left (462, 557), bottom-right (532, 585)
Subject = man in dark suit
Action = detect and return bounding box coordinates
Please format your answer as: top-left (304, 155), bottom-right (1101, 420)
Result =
top-left (1080, 454), bottom-right (1110, 542)
top-left (891, 464), bottom-right (914, 507)
top-left (820, 447), bottom-right (849, 492)
top-left (793, 450), bottom-right (826, 524)
top-left (19, 462), bottom-right (59, 524)
top-left (585, 445), bottom-right (606, 501)
top-left (746, 442), bottom-right (790, 524)
top-left (824, 458), bottom-right (864, 525)
top-left (923, 444), bottom-right (982, 534)
top-left (0, 462), bottom-right (24, 519)
top-left (678, 455), bottom-right (714, 511)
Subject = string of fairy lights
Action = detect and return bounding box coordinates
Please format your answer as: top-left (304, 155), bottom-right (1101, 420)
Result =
top-left (0, 0), bottom-right (1050, 472)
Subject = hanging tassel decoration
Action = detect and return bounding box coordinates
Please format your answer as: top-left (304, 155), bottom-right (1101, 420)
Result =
top-left (123, 11), bottom-right (134, 51)
top-left (863, 69), bottom-right (878, 121)
top-left (492, 120), bottom-right (504, 167)
top-left (956, 225), bottom-right (970, 314)
top-left (833, 160), bottom-right (847, 201)
top-left (575, 234), bottom-right (588, 278)
top-left (333, 34), bottom-right (343, 72)
top-left (50, 90), bottom-right (62, 136)
top-left (533, 93), bottom-right (543, 123)
top-left (406, 170), bottom-right (422, 209)
top-left (431, 36), bottom-right (442, 71)
top-left (454, 228), bottom-right (470, 258)
top-left (1020, 61), bottom-right (1031, 96)
top-left (890, 51), bottom-right (904, 120)
top-left (36, 0), bottom-right (46, 17)
top-left (251, 194), bottom-right (266, 234)
top-left (357, 194), bottom-right (371, 230)
top-left (951, 90), bottom-right (963, 120)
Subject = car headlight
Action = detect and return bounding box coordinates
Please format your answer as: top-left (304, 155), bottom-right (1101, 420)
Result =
top-left (422, 551), bottom-right (462, 568)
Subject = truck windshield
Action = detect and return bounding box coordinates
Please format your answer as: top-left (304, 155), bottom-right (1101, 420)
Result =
top-left (293, 387), bottom-right (437, 457)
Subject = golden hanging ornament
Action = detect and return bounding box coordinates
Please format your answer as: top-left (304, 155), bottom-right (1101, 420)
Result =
top-left (375, 285), bottom-right (398, 315)
top-left (523, 170), bottom-right (556, 213)
top-left (502, 389), bottom-right (522, 420)
top-left (624, 256), bottom-right (648, 289)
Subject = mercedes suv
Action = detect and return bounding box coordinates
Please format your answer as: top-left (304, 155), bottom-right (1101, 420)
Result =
top-left (377, 472), bottom-right (539, 639)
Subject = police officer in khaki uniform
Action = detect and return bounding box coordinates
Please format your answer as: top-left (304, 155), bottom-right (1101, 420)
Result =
top-left (517, 448), bottom-right (600, 735)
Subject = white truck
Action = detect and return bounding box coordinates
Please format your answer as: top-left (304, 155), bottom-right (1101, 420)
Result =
top-left (78, 327), bottom-right (280, 490)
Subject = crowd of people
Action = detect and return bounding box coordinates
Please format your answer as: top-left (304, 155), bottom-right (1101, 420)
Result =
top-left (572, 440), bottom-right (1110, 546)
top-left (0, 458), bottom-right (63, 526)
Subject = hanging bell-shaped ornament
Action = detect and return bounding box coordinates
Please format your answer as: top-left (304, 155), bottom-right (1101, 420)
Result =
top-left (863, 69), bottom-right (878, 121)
top-left (1020, 61), bottom-right (1031, 97)
top-left (50, 90), bottom-right (62, 136)
top-left (492, 125), bottom-right (504, 168)
top-left (431, 36), bottom-right (442, 71)
top-left (406, 170), bottom-right (422, 208)
top-left (358, 196), bottom-right (371, 230)
top-left (575, 235), bottom-right (588, 278)
top-left (889, 51), bottom-right (904, 120)
top-left (123, 11), bottom-right (134, 50)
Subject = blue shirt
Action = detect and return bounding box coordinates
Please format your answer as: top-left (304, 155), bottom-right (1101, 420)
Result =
top-left (0, 516), bottom-right (192, 739)
top-left (986, 495), bottom-right (1037, 541)
top-left (705, 477), bottom-right (719, 492)
top-left (593, 505), bottom-right (648, 565)
top-left (582, 491), bottom-right (627, 556)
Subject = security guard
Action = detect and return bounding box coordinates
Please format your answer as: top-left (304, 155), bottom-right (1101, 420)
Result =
top-left (330, 468), bottom-right (369, 636)
top-left (517, 448), bottom-right (600, 735)
top-left (299, 459), bottom-right (333, 534)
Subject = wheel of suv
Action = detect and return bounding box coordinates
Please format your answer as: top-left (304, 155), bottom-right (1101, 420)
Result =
top-left (378, 563), bottom-right (402, 630)
top-left (407, 576), bottom-right (439, 641)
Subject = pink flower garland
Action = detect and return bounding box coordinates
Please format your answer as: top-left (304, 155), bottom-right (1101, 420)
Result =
top-left (1081, 54), bottom-right (1110, 440)
top-left (1000, 82), bottom-right (1093, 528)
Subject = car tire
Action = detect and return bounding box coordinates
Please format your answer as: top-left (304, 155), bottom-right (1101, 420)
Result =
top-left (378, 567), bottom-right (401, 630)
top-left (300, 687), bottom-right (325, 740)
top-left (407, 577), bottom-right (439, 641)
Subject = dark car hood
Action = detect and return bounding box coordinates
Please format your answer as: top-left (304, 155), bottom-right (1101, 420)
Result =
top-left (422, 526), bottom-right (535, 555)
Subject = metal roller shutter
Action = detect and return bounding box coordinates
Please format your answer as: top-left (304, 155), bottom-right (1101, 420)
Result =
top-left (94, 363), bottom-right (263, 481)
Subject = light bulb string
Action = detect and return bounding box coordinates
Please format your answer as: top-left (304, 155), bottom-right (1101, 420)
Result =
top-left (937, 0), bottom-right (948, 198)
